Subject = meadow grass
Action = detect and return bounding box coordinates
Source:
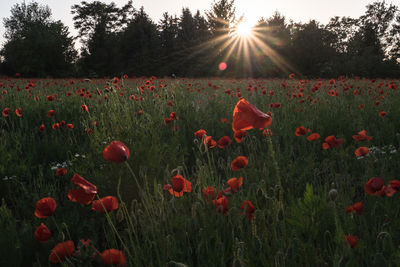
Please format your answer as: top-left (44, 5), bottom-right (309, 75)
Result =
top-left (1, 76), bottom-right (400, 266)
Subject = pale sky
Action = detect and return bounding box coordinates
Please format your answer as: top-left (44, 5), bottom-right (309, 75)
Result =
top-left (1, 0), bottom-right (399, 47)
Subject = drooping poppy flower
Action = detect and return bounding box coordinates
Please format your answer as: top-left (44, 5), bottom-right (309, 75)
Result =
top-left (232, 98), bottom-right (272, 132)
top-left (345, 236), bottom-right (358, 248)
top-left (81, 105), bottom-right (88, 112)
top-left (295, 126), bottom-right (310, 136)
top-left (355, 147), bottom-right (369, 157)
top-left (234, 130), bottom-right (247, 143)
top-left (15, 108), bottom-right (22, 117)
top-left (213, 191), bottom-right (229, 215)
top-left (204, 136), bottom-right (217, 148)
top-left (323, 135), bottom-right (344, 149)
top-left (240, 200), bottom-right (255, 220)
top-left (202, 186), bottom-right (216, 203)
top-left (49, 240), bottom-right (75, 263)
top-left (231, 156), bottom-right (248, 171)
top-left (364, 177), bottom-right (384, 196)
top-left (2, 107), bottom-right (10, 117)
top-left (345, 202), bottom-right (363, 215)
top-left (226, 177), bottom-right (243, 192)
top-left (194, 129), bottom-right (206, 139)
top-left (352, 130), bottom-right (372, 142)
top-left (35, 197), bottom-right (57, 218)
top-left (217, 136), bottom-right (232, 148)
top-left (100, 249), bottom-right (127, 266)
top-left (103, 141), bottom-right (130, 163)
top-left (34, 223), bottom-right (52, 243)
top-left (92, 196), bottom-right (119, 212)
top-left (163, 175), bottom-right (192, 197)
top-left (307, 133), bottom-right (320, 141)
top-left (56, 168), bottom-right (67, 176)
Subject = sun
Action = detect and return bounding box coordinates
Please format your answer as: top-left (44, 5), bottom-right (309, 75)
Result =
top-left (234, 21), bottom-right (254, 38)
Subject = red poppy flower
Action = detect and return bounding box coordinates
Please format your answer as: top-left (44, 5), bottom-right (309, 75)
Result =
top-left (226, 177), bottom-right (243, 192)
top-left (202, 186), bottom-right (216, 203)
top-left (240, 200), bottom-right (255, 220)
top-left (194, 129), bottom-right (206, 139)
top-left (213, 191), bottom-right (229, 215)
top-left (355, 147), bottom-right (369, 157)
top-left (92, 196), bottom-right (119, 212)
top-left (46, 95), bottom-right (55, 101)
top-left (35, 223), bottom-right (52, 243)
top-left (165, 117), bottom-right (171, 125)
top-left (234, 130), bottom-right (247, 143)
top-left (71, 174), bottom-right (97, 194)
top-left (166, 101), bottom-right (173, 106)
top-left (103, 141), bottom-right (130, 163)
top-left (100, 249), bottom-right (127, 266)
top-left (137, 110), bottom-right (143, 115)
top-left (217, 136), bottom-right (232, 148)
top-left (47, 110), bottom-right (55, 118)
top-left (345, 236), bottom-right (358, 248)
top-left (2, 107), bottom-right (10, 117)
top-left (123, 74), bottom-right (128, 79)
top-left (56, 168), bottom-right (67, 176)
top-left (231, 156), bottom-right (248, 171)
top-left (221, 118), bottom-right (229, 124)
top-left (364, 177), bottom-right (384, 196)
top-left (289, 73), bottom-right (295, 79)
top-left (345, 202), bottom-right (363, 215)
top-left (35, 197), bottom-right (56, 218)
top-left (169, 112), bottom-right (177, 120)
top-left (307, 133), bottom-right (320, 141)
top-left (67, 124), bottom-right (74, 129)
top-left (68, 188), bottom-right (96, 205)
top-left (38, 124), bottom-right (45, 132)
top-left (232, 98), bottom-right (272, 132)
top-left (52, 123), bottom-right (60, 130)
top-left (323, 135), bottom-right (344, 149)
top-left (352, 130), bottom-right (372, 142)
top-left (295, 126), bottom-right (310, 136)
top-left (15, 108), bottom-right (22, 117)
top-left (379, 111), bottom-right (387, 117)
top-left (359, 104), bottom-right (364, 109)
top-left (49, 240), bottom-right (75, 263)
top-left (82, 105), bottom-right (88, 112)
top-left (205, 136), bottom-right (217, 148)
top-left (164, 175), bottom-right (192, 197)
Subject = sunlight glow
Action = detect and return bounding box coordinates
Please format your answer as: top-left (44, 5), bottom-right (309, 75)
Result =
top-left (234, 20), bottom-right (254, 38)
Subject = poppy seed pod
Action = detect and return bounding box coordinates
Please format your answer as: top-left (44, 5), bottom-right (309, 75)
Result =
top-left (328, 188), bottom-right (338, 201)
top-left (103, 141), bottom-right (130, 163)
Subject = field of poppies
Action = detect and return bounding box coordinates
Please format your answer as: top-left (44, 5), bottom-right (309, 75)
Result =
top-left (1, 75), bottom-right (400, 266)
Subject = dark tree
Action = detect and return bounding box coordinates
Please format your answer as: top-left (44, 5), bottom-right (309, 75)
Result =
top-left (1, 1), bottom-right (76, 77)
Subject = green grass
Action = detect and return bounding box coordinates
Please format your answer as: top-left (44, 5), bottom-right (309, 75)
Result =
top-left (1, 76), bottom-right (400, 266)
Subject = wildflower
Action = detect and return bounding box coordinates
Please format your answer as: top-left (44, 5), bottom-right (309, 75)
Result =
top-left (163, 175), bottom-right (192, 197)
top-left (2, 107), bottom-right (11, 117)
top-left (55, 168), bottom-right (68, 176)
top-left (295, 126), bottom-right (310, 136)
top-left (226, 177), bottom-right (243, 192)
top-left (232, 98), bottom-right (272, 132)
top-left (240, 200), bottom-right (255, 220)
top-left (47, 110), bottom-right (55, 117)
top-left (217, 136), bottom-right (232, 148)
top-left (169, 112), bottom-right (177, 120)
top-left (103, 141), bottom-right (130, 163)
top-left (81, 105), bottom-right (88, 112)
top-left (34, 223), bottom-right (52, 243)
top-left (352, 130), bottom-right (372, 142)
top-left (100, 249), bottom-right (127, 266)
top-left (15, 108), bottom-right (22, 117)
top-left (379, 111), bottom-right (387, 117)
top-left (262, 129), bottom-right (273, 137)
top-left (202, 186), bottom-right (216, 203)
top-left (205, 136), bottom-right (217, 148)
top-left (234, 130), bottom-right (246, 143)
top-left (49, 241), bottom-right (75, 263)
top-left (307, 133), bottom-right (320, 141)
top-left (38, 124), bottom-right (45, 133)
top-left (35, 197), bottom-right (56, 218)
top-left (322, 135), bottom-right (344, 149)
top-left (231, 156), bottom-right (248, 171)
top-left (194, 129), bottom-right (206, 139)
top-left (355, 147), bottom-right (369, 157)
top-left (345, 202), bottom-right (363, 215)
top-left (364, 177), bottom-right (384, 196)
top-left (67, 124), bottom-right (74, 129)
top-left (213, 191), bottom-right (229, 215)
top-left (92, 196), bottom-right (119, 212)
top-left (345, 236), bottom-right (358, 248)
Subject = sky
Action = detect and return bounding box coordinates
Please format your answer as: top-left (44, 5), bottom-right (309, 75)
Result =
top-left (1, 0), bottom-right (399, 47)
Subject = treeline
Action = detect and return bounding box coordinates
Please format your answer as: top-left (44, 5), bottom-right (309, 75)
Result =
top-left (0, 0), bottom-right (400, 78)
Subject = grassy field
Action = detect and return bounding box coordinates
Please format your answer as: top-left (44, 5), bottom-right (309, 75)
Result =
top-left (1, 76), bottom-right (400, 266)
